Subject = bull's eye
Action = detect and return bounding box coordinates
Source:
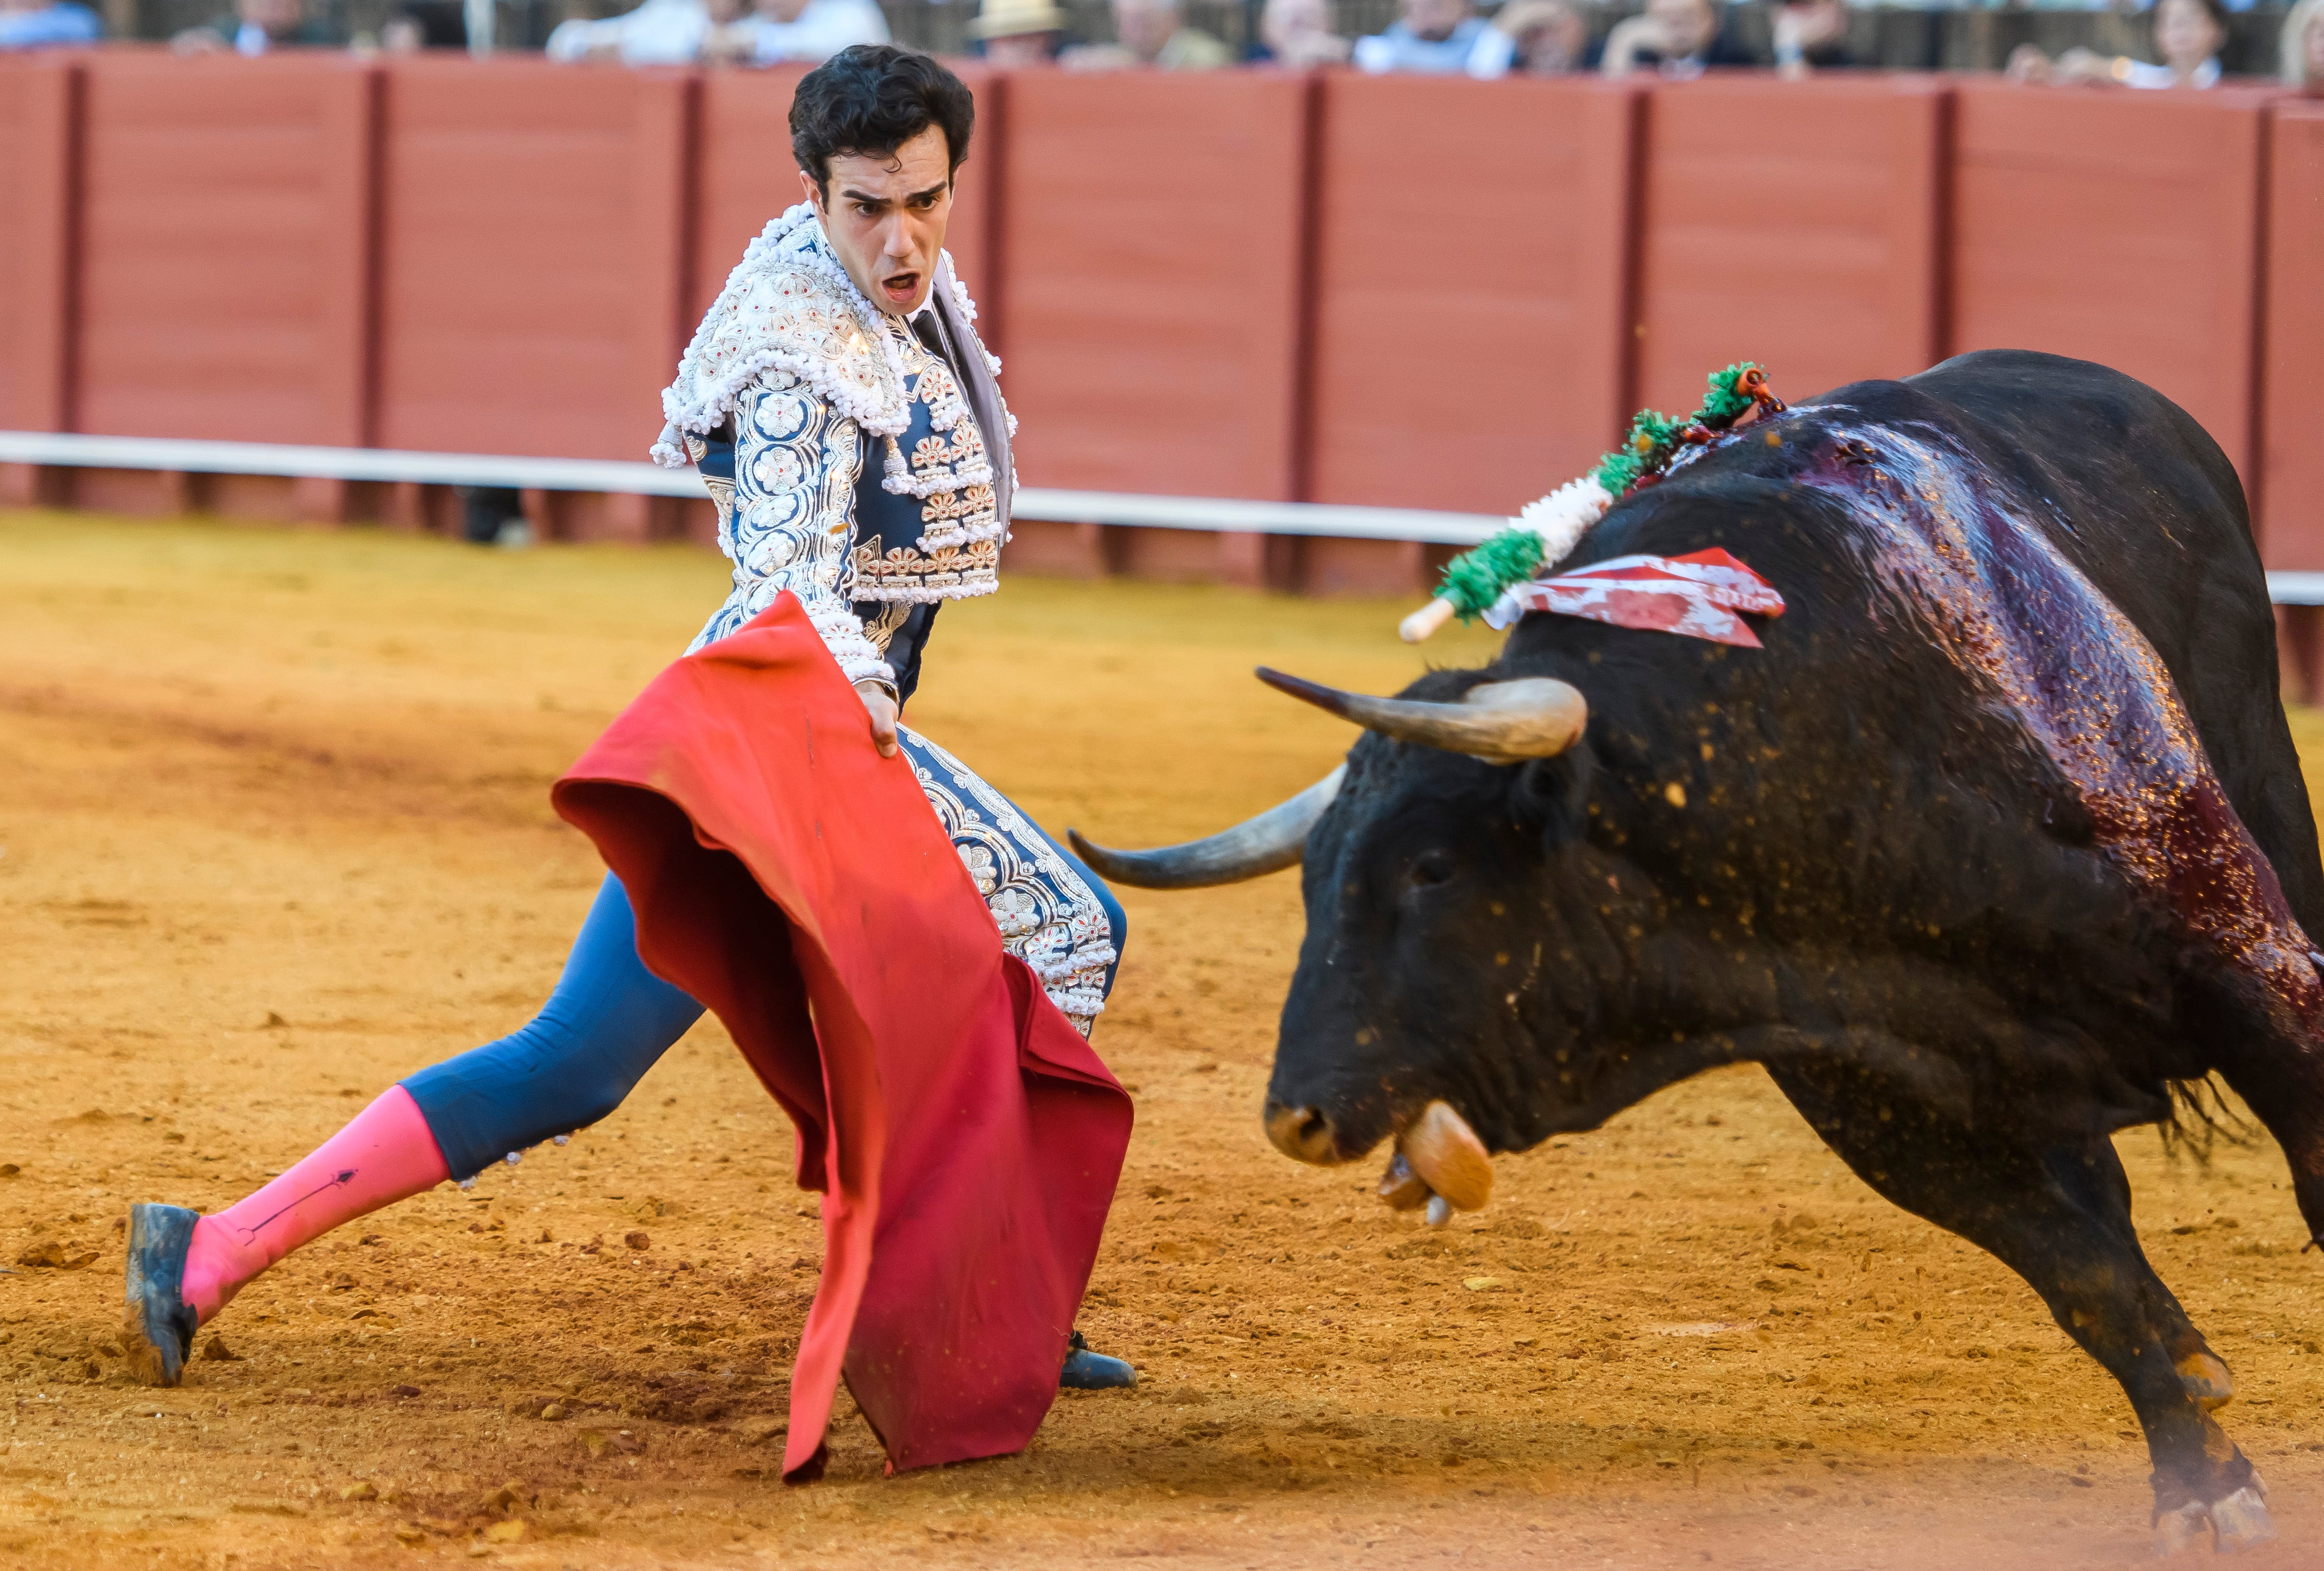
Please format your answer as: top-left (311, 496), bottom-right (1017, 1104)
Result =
top-left (1407, 851), bottom-right (1456, 891)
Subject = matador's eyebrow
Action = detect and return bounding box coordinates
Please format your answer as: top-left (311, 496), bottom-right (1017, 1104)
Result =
top-left (841, 181), bottom-right (949, 209)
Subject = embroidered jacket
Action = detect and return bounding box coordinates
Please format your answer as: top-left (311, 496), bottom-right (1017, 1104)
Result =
top-left (653, 206), bottom-right (1014, 694)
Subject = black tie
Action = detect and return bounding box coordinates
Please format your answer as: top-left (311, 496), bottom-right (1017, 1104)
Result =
top-left (909, 309), bottom-right (951, 372)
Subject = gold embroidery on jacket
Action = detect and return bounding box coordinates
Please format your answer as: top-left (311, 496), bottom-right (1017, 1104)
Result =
top-left (851, 321), bottom-right (1004, 602)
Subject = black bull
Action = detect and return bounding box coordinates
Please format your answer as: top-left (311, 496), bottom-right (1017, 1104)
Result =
top-left (1076, 350), bottom-right (2324, 1548)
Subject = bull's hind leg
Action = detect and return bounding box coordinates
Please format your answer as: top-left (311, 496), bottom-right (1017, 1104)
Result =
top-left (1766, 1064), bottom-right (2275, 1554)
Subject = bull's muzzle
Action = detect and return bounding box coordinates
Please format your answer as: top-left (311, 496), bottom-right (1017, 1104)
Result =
top-left (1263, 1099), bottom-right (1343, 1166)
top-left (1263, 1097), bottom-right (1496, 1222)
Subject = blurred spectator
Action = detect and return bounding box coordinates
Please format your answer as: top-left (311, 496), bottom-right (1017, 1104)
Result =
top-left (1062, 0), bottom-right (1232, 69)
top-left (696, 0), bottom-right (760, 62)
top-left (1770, 0), bottom-right (1854, 76)
top-left (1255, 0), bottom-right (1350, 67)
top-left (971, 0), bottom-right (1064, 65)
top-left (744, 0), bottom-right (889, 63)
top-left (173, 0), bottom-right (342, 52)
top-left (2012, 0), bottom-right (2225, 87)
top-left (2284, 0), bottom-right (2324, 88)
top-left (1466, 0), bottom-right (1582, 75)
top-left (1, 0), bottom-right (100, 48)
top-left (378, 0), bottom-right (465, 50)
top-left (545, 0), bottom-right (711, 64)
top-left (1599, 0), bottom-right (1752, 77)
top-left (1352, 0), bottom-right (1485, 73)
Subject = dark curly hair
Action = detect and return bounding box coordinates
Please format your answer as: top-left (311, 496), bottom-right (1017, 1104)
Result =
top-left (790, 45), bottom-right (976, 200)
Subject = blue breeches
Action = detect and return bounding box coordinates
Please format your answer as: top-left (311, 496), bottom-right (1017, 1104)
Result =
top-left (402, 789), bottom-right (1127, 1181)
top-left (401, 877), bottom-right (704, 1181)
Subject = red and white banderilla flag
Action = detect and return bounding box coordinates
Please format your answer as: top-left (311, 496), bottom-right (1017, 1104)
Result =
top-left (1482, 547), bottom-right (1786, 647)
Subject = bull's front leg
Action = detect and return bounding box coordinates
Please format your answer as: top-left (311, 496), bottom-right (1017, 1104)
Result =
top-left (1765, 1062), bottom-right (2276, 1554)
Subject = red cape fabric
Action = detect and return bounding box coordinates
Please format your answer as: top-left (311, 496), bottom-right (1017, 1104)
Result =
top-left (548, 594), bottom-right (1133, 1481)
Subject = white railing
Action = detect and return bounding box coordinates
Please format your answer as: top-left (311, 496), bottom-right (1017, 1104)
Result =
top-left (0, 431), bottom-right (1506, 548)
top-left (8, 430), bottom-right (2316, 604)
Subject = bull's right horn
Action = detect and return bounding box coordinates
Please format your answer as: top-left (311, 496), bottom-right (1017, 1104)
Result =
top-left (1067, 766), bottom-right (1345, 890)
top-left (1259, 668), bottom-right (1586, 765)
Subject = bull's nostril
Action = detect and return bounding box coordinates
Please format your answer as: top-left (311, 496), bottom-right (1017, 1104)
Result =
top-left (1263, 1099), bottom-right (1341, 1166)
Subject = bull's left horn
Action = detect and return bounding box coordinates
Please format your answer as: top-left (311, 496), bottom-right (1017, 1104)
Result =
top-left (1258, 669), bottom-right (1586, 765)
top-left (1067, 766), bottom-right (1345, 890)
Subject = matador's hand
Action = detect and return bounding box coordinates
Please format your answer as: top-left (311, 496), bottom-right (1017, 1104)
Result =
top-left (853, 679), bottom-right (900, 760)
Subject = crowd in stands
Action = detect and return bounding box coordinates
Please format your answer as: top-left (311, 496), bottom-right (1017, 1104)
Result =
top-left (0, 0), bottom-right (101, 46)
top-left (3, 0), bottom-right (2320, 94)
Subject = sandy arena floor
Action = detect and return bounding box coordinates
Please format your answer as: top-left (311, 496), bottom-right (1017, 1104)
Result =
top-left (2, 509), bottom-right (2321, 1570)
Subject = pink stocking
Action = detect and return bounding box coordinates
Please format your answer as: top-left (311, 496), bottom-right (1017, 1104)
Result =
top-left (179, 1085), bottom-right (450, 1323)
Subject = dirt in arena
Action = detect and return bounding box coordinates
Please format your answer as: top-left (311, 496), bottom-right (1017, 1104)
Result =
top-left (4, 510), bottom-right (2323, 1570)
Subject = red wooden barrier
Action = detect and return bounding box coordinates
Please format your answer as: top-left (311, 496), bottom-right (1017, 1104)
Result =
top-left (1950, 81), bottom-right (2268, 495)
top-left (997, 70), bottom-right (1308, 507)
top-left (2263, 101), bottom-right (2324, 571)
top-left (0, 57), bottom-right (78, 453)
top-left (1306, 75), bottom-right (1636, 521)
top-left (1635, 74), bottom-right (1944, 418)
top-left (13, 60), bottom-right (2324, 611)
top-left (373, 58), bottom-right (691, 503)
top-left (74, 55), bottom-right (374, 456)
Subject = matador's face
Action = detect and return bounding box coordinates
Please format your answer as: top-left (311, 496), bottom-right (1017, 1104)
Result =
top-left (802, 126), bottom-right (954, 318)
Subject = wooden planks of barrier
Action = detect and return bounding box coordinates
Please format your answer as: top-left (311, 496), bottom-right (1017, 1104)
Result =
top-left (4, 62), bottom-right (2320, 609)
top-left (1304, 76), bottom-right (1637, 534)
top-left (1635, 73), bottom-right (1945, 418)
top-left (996, 70), bottom-right (1309, 584)
top-left (68, 55), bottom-right (377, 521)
top-left (2262, 101), bottom-right (2324, 572)
top-left (0, 58), bottom-right (78, 442)
top-left (373, 56), bottom-right (692, 544)
top-left (1949, 81), bottom-right (2270, 495)
top-left (0, 56), bottom-right (79, 510)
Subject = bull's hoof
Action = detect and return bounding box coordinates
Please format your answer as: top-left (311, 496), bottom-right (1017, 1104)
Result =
top-left (2153, 1481), bottom-right (2276, 1556)
top-left (2211, 1486), bottom-right (2277, 1552)
top-left (121, 1203), bottom-right (201, 1388)
top-left (2174, 1349), bottom-right (2235, 1412)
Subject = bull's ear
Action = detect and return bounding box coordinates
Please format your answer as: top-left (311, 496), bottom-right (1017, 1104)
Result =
top-left (1512, 746), bottom-right (1593, 843)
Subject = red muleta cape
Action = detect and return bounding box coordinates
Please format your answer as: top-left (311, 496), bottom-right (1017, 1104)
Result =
top-left (548, 594), bottom-right (1133, 1482)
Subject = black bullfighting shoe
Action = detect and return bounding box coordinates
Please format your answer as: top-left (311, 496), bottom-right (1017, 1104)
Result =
top-left (122, 1202), bottom-right (201, 1388)
top-left (1059, 1329), bottom-right (1137, 1390)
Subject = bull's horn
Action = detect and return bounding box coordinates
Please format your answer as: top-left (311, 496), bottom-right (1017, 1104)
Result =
top-left (1257, 669), bottom-right (1586, 765)
top-left (1066, 766), bottom-right (1345, 890)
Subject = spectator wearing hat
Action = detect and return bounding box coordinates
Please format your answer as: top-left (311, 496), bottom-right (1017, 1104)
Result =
top-left (1352, 0), bottom-right (1487, 73)
top-left (972, 0), bottom-right (1065, 64)
top-left (1465, 0), bottom-right (1583, 76)
top-left (2288, 0), bottom-right (2324, 90)
top-left (1062, 0), bottom-right (1232, 69)
top-left (1599, 0), bottom-right (1752, 77)
top-left (0, 0), bottom-right (100, 48)
top-left (173, 0), bottom-right (342, 53)
top-left (1254, 0), bottom-right (1349, 67)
